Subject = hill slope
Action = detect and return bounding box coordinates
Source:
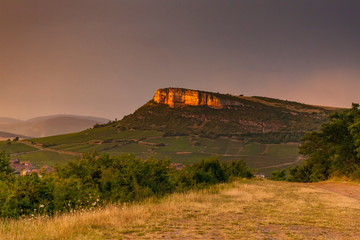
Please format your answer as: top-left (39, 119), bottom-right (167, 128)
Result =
top-left (19, 88), bottom-right (342, 174)
top-left (0, 131), bottom-right (31, 141)
top-left (118, 88), bottom-right (338, 142)
top-left (0, 115), bottom-right (109, 138)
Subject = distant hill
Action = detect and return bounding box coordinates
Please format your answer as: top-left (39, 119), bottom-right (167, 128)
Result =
top-left (0, 131), bottom-right (31, 141)
top-left (25, 115), bottom-right (108, 123)
top-left (0, 117), bottom-right (22, 123)
top-left (25, 88), bottom-right (343, 175)
top-left (0, 115), bottom-right (109, 138)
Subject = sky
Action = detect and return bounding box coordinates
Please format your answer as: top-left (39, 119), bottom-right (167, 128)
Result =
top-left (1, 0), bottom-right (360, 120)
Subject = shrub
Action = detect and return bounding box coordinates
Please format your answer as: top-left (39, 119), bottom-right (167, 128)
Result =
top-left (0, 151), bottom-right (12, 181)
top-left (270, 169), bottom-right (286, 181)
top-left (224, 159), bottom-right (254, 179)
top-left (289, 103), bottom-right (360, 182)
top-left (0, 153), bottom-right (253, 219)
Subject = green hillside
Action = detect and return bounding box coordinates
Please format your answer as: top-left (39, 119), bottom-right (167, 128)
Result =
top-left (12, 88), bottom-right (341, 175)
top-left (117, 88), bottom-right (339, 140)
top-left (22, 127), bottom-right (298, 175)
top-left (0, 141), bottom-right (37, 154)
top-left (118, 98), bottom-right (331, 142)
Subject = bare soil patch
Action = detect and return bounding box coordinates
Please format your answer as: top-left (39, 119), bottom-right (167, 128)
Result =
top-left (314, 182), bottom-right (360, 201)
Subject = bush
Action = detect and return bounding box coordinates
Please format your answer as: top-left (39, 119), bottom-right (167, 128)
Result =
top-left (270, 169), bottom-right (286, 181)
top-left (224, 159), bottom-right (254, 179)
top-left (289, 103), bottom-right (360, 182)
top-left (0, 151), bottom-right (12, 181)
top-left (350, 167), bottom-right (360, 181)
top-left (193, 157), bottom-right (228, 184)
top-left (0, 153), bottom-right (253, 219)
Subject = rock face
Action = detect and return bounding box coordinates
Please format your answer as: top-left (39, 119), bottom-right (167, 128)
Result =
top-left (153, 88), bottom-right (243, 109)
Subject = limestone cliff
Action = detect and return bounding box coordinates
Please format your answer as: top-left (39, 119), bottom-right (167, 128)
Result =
top-left (153, 88), bottom-right (243, 109)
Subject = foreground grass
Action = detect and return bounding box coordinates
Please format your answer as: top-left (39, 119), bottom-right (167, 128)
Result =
top-left (1, 180), bottom-right (360, 239)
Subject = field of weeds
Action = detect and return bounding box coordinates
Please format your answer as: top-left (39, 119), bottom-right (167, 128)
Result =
top-left (1, 179), bottom-right (360, 239)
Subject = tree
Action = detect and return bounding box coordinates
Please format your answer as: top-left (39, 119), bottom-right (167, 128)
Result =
top-left (0, 151), bottom-right (13, 180)
top-left (289, 103), bottom-right (360, 182)
top-left (270, 169), bottom-right (286, 181)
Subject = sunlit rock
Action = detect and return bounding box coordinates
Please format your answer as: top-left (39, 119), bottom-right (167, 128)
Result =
top-left (153, 88), bottom-right (243, 109)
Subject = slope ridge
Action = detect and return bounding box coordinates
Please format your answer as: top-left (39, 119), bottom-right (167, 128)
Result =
top-left (21, 88), bottom-right (343, 173)
top-left (118, 88), bottom-right (338, 141)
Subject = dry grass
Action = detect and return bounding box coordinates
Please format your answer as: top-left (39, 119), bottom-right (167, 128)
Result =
top-left (237, 96), bottom-right (343, 113)
top-left (1, 180), bottom-right (360, 239)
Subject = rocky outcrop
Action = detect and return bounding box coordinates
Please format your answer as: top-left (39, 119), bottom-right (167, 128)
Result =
top-left (153, 88), bottom-right (243, 109)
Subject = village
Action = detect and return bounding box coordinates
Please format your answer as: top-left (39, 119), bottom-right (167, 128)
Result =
top-left (10, 158), bottom-right (55, 176)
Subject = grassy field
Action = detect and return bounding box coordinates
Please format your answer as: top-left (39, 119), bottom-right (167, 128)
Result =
top-left (23, 130), bottom-right (300, 175)
top-left (0, 134), bottom-right (300, 175)
top-left (15, 151), bottom-right (75, 167)
top-left (0, 128), bottom-right (301, 175)
top-left (1, 179), bottom-right (359, 240)
top-left (0, 142), bottom-right (37, 154)
top-left (32, 127), bottom-right (162, 147)
top-left (265, 144), bottom-right (299, 157)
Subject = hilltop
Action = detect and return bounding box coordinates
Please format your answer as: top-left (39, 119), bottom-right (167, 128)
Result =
top-left (9, 88), bottom-right (342, 175)
top-left (119, 88), bottom-right (338, 141)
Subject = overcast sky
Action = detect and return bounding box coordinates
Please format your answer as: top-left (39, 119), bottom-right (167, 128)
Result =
top-left (1, 0), bottom-right (360, 120)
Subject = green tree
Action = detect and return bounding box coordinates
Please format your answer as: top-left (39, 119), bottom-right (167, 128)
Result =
top-left (193, 157), bottom-right (227, 184)
top-left (224, 159), bottom-right (253, 179)
top-left (289, 103), bottom-right (360, 182)
top-left (0, 151), bottom-right (12, 180)
top-left (0, 153), bottom-right (254, 219)
top-left (270, 169), bottom-right (286, 181)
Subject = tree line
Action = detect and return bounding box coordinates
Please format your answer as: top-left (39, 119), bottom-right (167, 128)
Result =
top-left (288, 103), bottom-right (360, 182)
top-left (0, 152), bottom-right (253, 219)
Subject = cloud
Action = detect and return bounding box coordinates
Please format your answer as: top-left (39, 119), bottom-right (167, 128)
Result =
top-left (0, 0), bottom-right (359, 119)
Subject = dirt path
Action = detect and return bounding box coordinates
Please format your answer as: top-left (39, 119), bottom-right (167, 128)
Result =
top-left (20, 140), bottom-right (82, 157)
top-left (314, 182), bottom-right (360, 201)
top-left (260, 156), bottom-right (302, 169)
top-left (10, 149), bottom-right (43, 156)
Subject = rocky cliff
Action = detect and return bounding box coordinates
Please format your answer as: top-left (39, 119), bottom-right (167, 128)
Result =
top-left (118, 87), bottom-right (339, 142)
top-left (153, 88), bottom-right (243, 109)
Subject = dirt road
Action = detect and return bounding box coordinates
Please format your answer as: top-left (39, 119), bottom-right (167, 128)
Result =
top-left (20, 140), bottom-right (82, 157)
top-left (314, 182), bottom-right (360, 201)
